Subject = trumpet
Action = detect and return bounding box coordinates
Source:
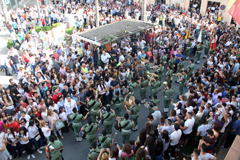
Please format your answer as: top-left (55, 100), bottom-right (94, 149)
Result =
top-left (172, 72), bottom-right (183, 76)
top-left (147, 75), bottom-right (156, 82)
top-left (163, 81), bottom-right (168, 86)
top-left (147, 71), bottom-right (158, 77)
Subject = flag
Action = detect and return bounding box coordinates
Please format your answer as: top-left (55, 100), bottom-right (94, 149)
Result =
top-left (228, 0), bottom-right (240, 25)
top-left (197, 29), bottom-right (202, 43)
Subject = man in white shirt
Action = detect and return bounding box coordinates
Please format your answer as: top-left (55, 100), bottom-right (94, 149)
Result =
top-left (151, 107), bottom-right (162, 127)
top-left (158, 119), bottom-right (174, 135)
top-left (180, 112), bottom-right (195, 148)
top-left (101, 50), bottom-right (110, 64)
top-left (64, 95), bottom-right (78, 116)
top-left (169, 123), bottom-right (182, 157)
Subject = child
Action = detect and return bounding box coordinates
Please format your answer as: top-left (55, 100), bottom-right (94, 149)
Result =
top-left (59, 107), bottom-right (69, 133)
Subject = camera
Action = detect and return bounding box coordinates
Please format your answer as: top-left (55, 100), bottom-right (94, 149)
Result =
top-left (115, 142), bottom-right (117, 146)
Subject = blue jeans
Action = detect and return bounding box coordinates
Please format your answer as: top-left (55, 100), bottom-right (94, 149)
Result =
top-left (12, 64), bottom-right (19, 74)
top-left (30, 137), bottom-right (43, 150)
top-left (0, 65), bottom-right (10, 75)
top-left (94, 58), bottom-right (98, 68)
top-left (8, 142), bottom-right (21, 157)
top-left (190, 48), bottom-right (194, 55)
top-left (106, 94), bottom-right (110, 105)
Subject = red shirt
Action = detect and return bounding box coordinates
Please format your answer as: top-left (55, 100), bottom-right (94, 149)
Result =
top-left (145, 33), bottom-right (151, 42)
top-left (22, 53), bottom-right (30, 63)
top-left (52, 93), bottom-right (62, 103)
top-left (53, 53), bottom-right (59, 61)
top-left (41, 18), bottom-right (45, 25)
top-left (7, 121), bottom-right (20, 133)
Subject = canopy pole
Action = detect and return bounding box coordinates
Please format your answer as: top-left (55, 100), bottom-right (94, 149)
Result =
top-left (73, 34), bottom-right (102, 46)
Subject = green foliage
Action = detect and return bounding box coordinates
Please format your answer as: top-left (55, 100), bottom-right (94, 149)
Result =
top-left (35, 26), bottom-right (42, 33)
top-left (65, 27), bottom-right (74, 35)
top-left (52, 23), bottom-right (62, 28)
top-left (7, 39), bottom-right (14, 49)
top-left (42, 26), bottom-right (53, 32)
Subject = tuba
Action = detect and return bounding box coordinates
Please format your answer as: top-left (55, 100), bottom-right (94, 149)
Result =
top-left (123, 96), bottom-right (135, 110)
top-left (163, 81), bottom-right (168, 86)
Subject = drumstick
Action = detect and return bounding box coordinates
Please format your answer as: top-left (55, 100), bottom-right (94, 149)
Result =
top-left (112, 132), bottom-right (117, 140)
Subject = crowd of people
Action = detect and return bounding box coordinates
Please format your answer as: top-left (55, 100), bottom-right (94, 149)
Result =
top-left (0, 0), bottom-right (239, 160)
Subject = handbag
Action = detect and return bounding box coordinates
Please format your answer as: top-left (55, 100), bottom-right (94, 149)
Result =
top-left (55, 120), bottom-right (65, 131)
top-left (35, 134), bottom-right (41, 141)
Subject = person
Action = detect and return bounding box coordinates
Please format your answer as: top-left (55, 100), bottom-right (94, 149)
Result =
top-left (18, 127), bottom-right (35, 159)
top-left (100, 106), bottom-right (115, 135)
top-left (39, 120), bottom-right (53, 142)
top-left (168, 123), bottom-right (182, 158)
top-left (176, 70), bottom-right (187, 99)
top-left (64, 95), bottom-right (78, 116)
top-left (124, 99), bottom-right (141, 131)
top-left (97, 129), bottom-right (114, 149)
top-left (88, 94), bottom-right (102, 123)
top-left (0, 138), bottom-right (12, 160)
top-left (69, 108), bottom-right (89, 142)
top-left (180, 112), bottom-right (195, 148)
top-left (196, 42), bottom-right (203, 64)
top-left (163, 84), bottom-right (174, 113)
top-left (81, 118), bottom-right (99, 148)
top-left (5, 127), bottom-right (21, 159)
top-left (165, 66), bottom-right (173, 85)
top-left (46, 135), bottom-right (64, 160)
top-left (145, 95), bottom-right (160, 115)
top-left (149, 76), bottom-right (161, 98)
top-left (199, 143), bottom-right (217, 160)
top-left (117, 113), bottom-right (134, 145)
top-left (140, 75), bottom-right (149, 103)
top-left (87, 141), bottom-right (100, 160)
top-left (111, 91), bottom-right (123, 117)
top-left (223, 113), bottom-right (240, 149)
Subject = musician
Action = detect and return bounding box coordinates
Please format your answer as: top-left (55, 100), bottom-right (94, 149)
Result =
top-left (166, 66), bottom-right (173, 85)
top-left (144, 57), bottom-right (152, 73)
top-left (196, 42), bottom-right (203, 64)
top-left (163, 84), bottom-right (175, 113)
top-left (157, 63), bottom-right (165, 85)
top-left (168, 54), bottom-right (176, 71)
top-left (150, 76), bottom-right (161, 98)
top-left (187, 59), bottom-right (195, 80)
top-left (111, 91), bottom-right (124, 117)
top-left (88, 94), bottom-right (102, 122)
top-left (99, 106), bottom-right (115, 135)
top-left (69, 108), bottom-right (89, 142)
top-left (185, 38), bottom-right (192, 60)
top-left (124, 99), bottom-right (140, 131)
top-left (46, 135), bottom-right (64, 160)
top-left (97, 129), bottom-right (114, 149)
top-left (145, 95), bottom-right (160, 115)
top-left (87, 141), bottom-right (100, 160)
top-left (81, 118), bottom-right (99, 148)
top-left (177, 58), bottom-right (184, 74)
top-left (122, 78), bottom-right (138, 99)
top-left (177, 70), bottom-right (187, 99)
top-left (160, 52), bottom-right (167, 66)
top-left (203, 37), bottom-right (211, 58)
top-left (140, 75), bottom-right (149, 103)
top-left (117, 113), bottom-right (134, 145)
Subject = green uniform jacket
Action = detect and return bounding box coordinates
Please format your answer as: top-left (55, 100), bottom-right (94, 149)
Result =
top-left (177, 61), bottom-right (184, 71)
top-left (160, 55), bottom-right (167, 65)
top-left (120, 119), bottom-right (134, 135)
top-left (149, 99), bottom-right (160, 114)
top-left (197, 44), bottom-right (203, 52)
top-left (189, 63), bottom-right (195, 72)
top-left (102, 112), bottom-right (115, 126)
top-left (180, 74), bottom-right (187, 84)
top-left (141, 79), bottom-right (149, 89)
top-left (84, 123), bottom-right (98, 139)
top-left (166, 70), bottom-right (173, 79)
top-left (153, 80), bottom-right (161, 88)
top-left (87, 148), bottom-right (101, 160)
top-left (98, 135), bottom-right (112, 149)
top-left (127, 82), bottom-right (138, 96)
top-left (89, 100), bottom-right (101, 116)
top-left (163, 88), bottom-right (174, 100)
top-left (69, 113), bottom-right (83, 127)
top-left (48, 140), bottom-right (63, 160)
top-left (158, 66), bottom-right (164, 79)
top-left (112, 97), bottom-right (124, 106)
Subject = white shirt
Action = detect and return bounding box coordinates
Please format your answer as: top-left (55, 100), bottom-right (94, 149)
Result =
top-left (161, 125), bottom-right (174, 135)
top-left (49, 104), bottom-right (59, 112)
top-left (170, 129), bottom-right (182, 146)
top-left (101, 53), bottom-right (111, 64)
top-left (28, 125), bottom-right (39, 139)
top-left (183, 118), bottom-right (195, 134)
top-left (64, 99), bottom-right (78, 115)
top-left (18, 132), bottom-right (29, 144)
top-left (41, 125), bottom-right (51, 138)
top-left (59, 112), bottom-right (68, 121)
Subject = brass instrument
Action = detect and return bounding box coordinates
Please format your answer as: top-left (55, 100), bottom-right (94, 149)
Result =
top-left (147, 75), bottom-right (156, 82)
top-left (163, 81), bottom-right (168, 86)
top-left (141, 57), bottom-right (149, 64)
top-left (138, 77), bottom-right (142, 86)
top-left (147, 71), bottom-right (158, 77)
top-left (123, 96), bottom-right (135, 110)
top-left (172, 73), bottom-right (183, 76)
